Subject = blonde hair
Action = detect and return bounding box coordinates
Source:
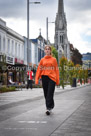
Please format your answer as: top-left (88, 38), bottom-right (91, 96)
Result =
top-left (44, 45), bottom-right (52, 55)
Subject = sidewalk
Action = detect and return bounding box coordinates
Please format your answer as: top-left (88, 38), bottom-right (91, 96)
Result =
top-left (0, 83), bottom-right (90, 107)
top-left (0, 83), bottom-right (91, 136)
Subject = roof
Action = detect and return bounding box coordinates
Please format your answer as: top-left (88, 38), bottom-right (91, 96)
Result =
top-left (82, 53), bottom-right (91, 61)
top-left (31, 39), bottom-right (38, 43)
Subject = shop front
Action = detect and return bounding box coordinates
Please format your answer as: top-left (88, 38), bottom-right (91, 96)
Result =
top-left (6, 56), bottom-right (15, 85)
top-left (15, 58), bottom-right (26, 84)
top-left (0, 54), bottom-right (7, 85)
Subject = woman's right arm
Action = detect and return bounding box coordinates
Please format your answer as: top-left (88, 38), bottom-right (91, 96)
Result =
top-left (35, 60), bottom-right (43, 84)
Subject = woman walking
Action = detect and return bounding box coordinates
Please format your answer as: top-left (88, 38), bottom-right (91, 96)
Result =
top-left (35, 45), bottom-right (59, 115)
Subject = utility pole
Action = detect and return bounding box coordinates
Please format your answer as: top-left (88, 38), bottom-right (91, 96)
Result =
top-left (46, 17), bottom-right (54, 45)
top-left (27, 0), bottom-right (41, 66)
top-left (46, 17), bottom-right (48, 44)
top-left (27, 0), bottom-right (29, 66)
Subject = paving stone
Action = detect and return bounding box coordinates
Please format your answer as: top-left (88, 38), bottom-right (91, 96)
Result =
top-left (0, 84), bottom-right (91, 136)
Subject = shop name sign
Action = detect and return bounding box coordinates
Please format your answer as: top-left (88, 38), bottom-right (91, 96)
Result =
top-left (15, 58), bottom-right (24, 64)
top-left (6, 56), bottom-right (14, 65)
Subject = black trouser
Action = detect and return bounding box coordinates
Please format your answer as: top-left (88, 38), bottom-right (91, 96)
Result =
top-left (42, 75), bottom-right (55, 110)
top-left (27, 80), bottom-right (32, 89)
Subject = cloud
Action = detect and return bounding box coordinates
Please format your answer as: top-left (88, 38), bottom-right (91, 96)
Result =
top-left (0, 0), bottom-right (56, 20)
top-left (86, 30), bottom-right (91, 36)
top-left (0, 0), bottom-right (27, 19)
top-left (65, 0), bottom-right (91, 11)
top-left (0, 0), bottom-right (91, 53)
top-left (64, 0), bottom-right (91, 53)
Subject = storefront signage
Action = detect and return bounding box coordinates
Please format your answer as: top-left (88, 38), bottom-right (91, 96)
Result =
top-left (15, 58), bottom-right (24, 64)
top-left (6, 56), bottom-right (14, 65)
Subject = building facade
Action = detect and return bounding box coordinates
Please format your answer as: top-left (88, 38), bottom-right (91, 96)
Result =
top-left (31, 34), bottom-right (46, 66)
top-left (55, 0), bottom-right (70, 62)
top-left (0, 19), bottom-right (24, 64)
top-left (82, 53), bottom-right (91, 69)
top-left (0, 18), bottom-right (46, 85)
top-left (0, 18), bottom-right (25, 84)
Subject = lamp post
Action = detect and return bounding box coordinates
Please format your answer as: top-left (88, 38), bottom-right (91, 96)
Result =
top-left (46, 17), bottom-right (55, 45)
top-left (27, 0), bottom-right (41, 66)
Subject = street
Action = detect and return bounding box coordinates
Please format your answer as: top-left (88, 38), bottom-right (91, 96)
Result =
top-left (0, 85), bottom-right (91, 136)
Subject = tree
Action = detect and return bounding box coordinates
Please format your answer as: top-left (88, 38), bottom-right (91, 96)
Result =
top-left (51, 46), bottom-right (58, 62)
top-left (0, 55), bottom-right (7, 85)
top-left (59, 56), bottom-right (68, 89)
top-left (70, 44), bottom-right (82, 65)
top-left (67, 60), bottom-right (75, 86)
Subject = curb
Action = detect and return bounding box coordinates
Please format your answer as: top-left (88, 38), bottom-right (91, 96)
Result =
top-left (55, 83), bottom-right (91, 95)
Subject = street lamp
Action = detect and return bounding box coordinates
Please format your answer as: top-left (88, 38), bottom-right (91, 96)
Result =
top-left (27, 0), bottom-right (41, 66)
top-left (46, 17), bottom-right (55, 44)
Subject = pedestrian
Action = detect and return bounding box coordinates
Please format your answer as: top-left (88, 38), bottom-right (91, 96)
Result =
top-left (27, 69), bottom-right (33, 89)
top-left (35, 45), bottom-right (59, 115)
top-left (8, 76), bottom-right (16, 85)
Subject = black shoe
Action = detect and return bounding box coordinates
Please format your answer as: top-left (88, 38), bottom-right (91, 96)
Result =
top-left (46, 110), bottom-right (50, 115)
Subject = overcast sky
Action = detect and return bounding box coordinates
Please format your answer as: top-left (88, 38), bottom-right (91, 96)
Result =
top-left (0, 0), bottom-right (91, 54)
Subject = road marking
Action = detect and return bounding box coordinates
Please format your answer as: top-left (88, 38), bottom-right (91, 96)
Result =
top-left (18, 121), bottom-right (47, 124)
top-left (0, 100), bottom-right (14, 101)
top-left (4, 127), bottom-right (37, 130)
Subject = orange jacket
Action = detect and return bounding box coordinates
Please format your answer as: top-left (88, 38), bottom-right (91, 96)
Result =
top-left (35, 55), bottom-right (59, 85)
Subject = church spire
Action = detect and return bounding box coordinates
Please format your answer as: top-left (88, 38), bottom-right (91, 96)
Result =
top-left (39, 28), bottom-right (41, 36)
top-left (58, 0), bottom-right (64, 14)
top-left (55, 0), bottom-right (70, 60)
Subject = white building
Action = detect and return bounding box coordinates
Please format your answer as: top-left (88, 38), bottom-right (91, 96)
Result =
top-left (0, 18), bottom-right (25, 65)
top-left (0, 18), bottom-right (25, 84)
top-left (0, 18), bottom-right (46, 84)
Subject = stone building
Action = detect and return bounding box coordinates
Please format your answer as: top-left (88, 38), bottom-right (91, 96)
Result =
top-left (55, 0), bottom-right (70, 62)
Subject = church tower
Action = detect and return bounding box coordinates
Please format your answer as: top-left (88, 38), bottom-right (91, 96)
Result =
top-left (54, 0), bottom-right (70, 62)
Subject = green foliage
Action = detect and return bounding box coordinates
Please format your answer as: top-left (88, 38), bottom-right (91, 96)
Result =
top-left (71, 47), bottom-right (82, 65)
top-left (59, 56), bottom-right (89, 89)
top-left (0, 55), bottom-right (7, 84)
top-left (51, 46), bottom-right (58, 62)
top-left (59, 56), bottom-right (68, 89)
top-left (0, 55), bottom-right (6, 69)
top-left (67, 60), bottom-right (75, 86)
top-left (0, 86), bottom-right (16, 93)
top-left (33, 84), bottom-right (42, 88)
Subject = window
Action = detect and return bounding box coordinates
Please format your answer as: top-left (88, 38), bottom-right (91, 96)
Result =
top-left (0, 35), bottom-right (1, 51)
top-left (8, 39), bottom-right (10, 54)
top-left (21, 45), bottom-right (24, 59)
top-left (3, 37), bottom-right (5, 53)
top-left (38, 48), bottom-right (41, 62)
top-left (60, 35), bottom-right (63, 43)
top-left (15, 42), bottom-right (17, 57)
top-left (62, 35), bottom-right (63, 43)
top-left (18, 44), bottom-right (20, 58)
top-left (11, 40), bottom-right (14, 55)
